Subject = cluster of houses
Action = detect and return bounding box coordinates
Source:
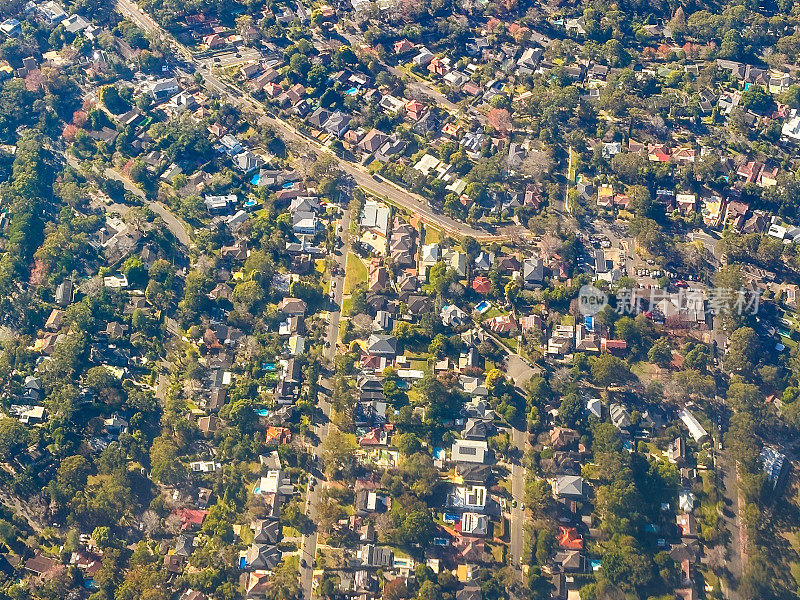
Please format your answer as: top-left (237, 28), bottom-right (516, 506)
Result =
top-left (536, 395), bottom-right (718, 599)
top-left (316, 370), bottom-right (507, 598)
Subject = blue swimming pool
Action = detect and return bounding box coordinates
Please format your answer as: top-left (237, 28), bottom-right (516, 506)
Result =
top-left (346, 87), bottom-right (359, 95)
top-left (475, 300), bottom-right (491, 314)
top-left (250, 173), bottom-right (260, 185)
top-left (256, 409), bottom-right (269, 417)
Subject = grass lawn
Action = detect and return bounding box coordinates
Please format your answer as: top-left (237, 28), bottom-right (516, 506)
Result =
top-left (238, 525), bottom-right (254, 545)
top-left (631, 361), bottom-right (665, 386)
top-left (499, 336), bottom-right (519, 352)
top-left (282, 526), bottom-right (301, 538)
top-left (407, 358), bottom-right (429, 371)
top-left (487, 541), bottom-right (505, 564)
top-left (423, 224), bottom-right (443, 246)
top-left (568, 146), bottom-right (577, 182)
top-left (773, 469), bottom-right (800, 592)
top-left (339, 315), bottom-right (351, 340)
top-left (407, 388), bottom-right (423, 405)
top-left (344, 252), bottom-right (367, 294)
top-left (482, 306), bottom-right (505, 320)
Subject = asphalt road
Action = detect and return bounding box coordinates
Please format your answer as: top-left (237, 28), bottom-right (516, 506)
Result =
top-left (479, 326), bottom-right (540, 581)
top-left (718, 449), bottom-right (743, 600)
top-left (510, 425), bottom-right (527, 583)
top-left (298, 207), bottom-right (351, 597)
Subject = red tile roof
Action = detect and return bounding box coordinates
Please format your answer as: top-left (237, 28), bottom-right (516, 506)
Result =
top-left (557, 526), bottom-right (583, 550)
top-left (472, 276), bottom-right (492, 294)
top-left (175, 508), bottom-right (209, 530)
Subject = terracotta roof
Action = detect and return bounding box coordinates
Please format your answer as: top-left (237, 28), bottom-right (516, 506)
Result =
top-left (471, 276), bottom-right (492, 294)
top-left (174, 508), bottom-right (209, 530)
top-left (557, 526), bottom-right (583, 550)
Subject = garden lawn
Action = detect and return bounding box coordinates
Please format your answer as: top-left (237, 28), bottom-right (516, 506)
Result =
top-left (344, 252), bottom-right (367, 294)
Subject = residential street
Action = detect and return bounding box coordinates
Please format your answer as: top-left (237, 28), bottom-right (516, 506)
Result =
top-left (298, 206), bottom-right (351, 597)
top-left (4, 0), bottom-right (795, 599)
top-left (718, 446), bottom-right (744, 600)
top-left (510, 424), bottom-right (527, 584)
top-left (204, 70), bottom-right (510, 241)
top-left (478, 327), bottom-right (539, 583)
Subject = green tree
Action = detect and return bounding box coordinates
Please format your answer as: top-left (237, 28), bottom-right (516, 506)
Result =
top-left (598, 535), bottom-right (655, 593)
top-left (725, 327), bottom-right (759, 374)
top-left (591, 355), bottom-right (631, 387)
top-left (397, 509), bottom-right (435, 548)
top-left (559, 392), bottom-right (582, 428)
top-left (321, 430), bottom-right (358, 478)
top-left (0, 418), bottom-right (26, 461)
top-left (232, 279), bottom-right (264, 311)
top-left (395, 433), bottom-right (422, 456)
top-left (740, 85), bottom-right (774, 114)
top-left (647, 337), bottom-right (672, 367)
top-left (149, 435), bottom-right (185, 485)
top-left (100, 85), bottom-right (130, 114)
top-left (52, 454), bottom-right (90, 504)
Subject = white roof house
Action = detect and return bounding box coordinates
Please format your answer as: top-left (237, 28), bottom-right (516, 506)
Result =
top-left (421, 243), bottom-right (439, 266)
top-left (678, 490), bottom-right (695, 513)
top-left (450, 485), bottom-right (487, 510)
top-left (190, 460), bottom-right (221, 473)
top-left (256, 469), bottom-right (293, 496)
top-left (441, 304), bottom-right (469, 327)
top-left (451, 439), bottom-right (488, 464)
top-left (586, 398), bottom-right (602, 419)
top-left (103, 274), bottom-right (129, 288)
top-left (461, 512), bottom-right (489, 536)
top-left (678, 408), bottom-right (709, 443)
top-left (413, 48), bottom-right (434, 66)
top-left (555, 475), bottom-right (585, 499)
top-left (783, 110), bottom-right (800, 141)
top-left (360, 200), bottom-right (390, 237)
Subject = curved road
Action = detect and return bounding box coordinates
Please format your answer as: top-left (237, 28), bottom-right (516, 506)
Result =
top-left (64, 152), bottom-right (192, 247)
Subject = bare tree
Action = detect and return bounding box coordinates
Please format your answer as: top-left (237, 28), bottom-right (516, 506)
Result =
top-left (519, 147), bottom-right (553, 181)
